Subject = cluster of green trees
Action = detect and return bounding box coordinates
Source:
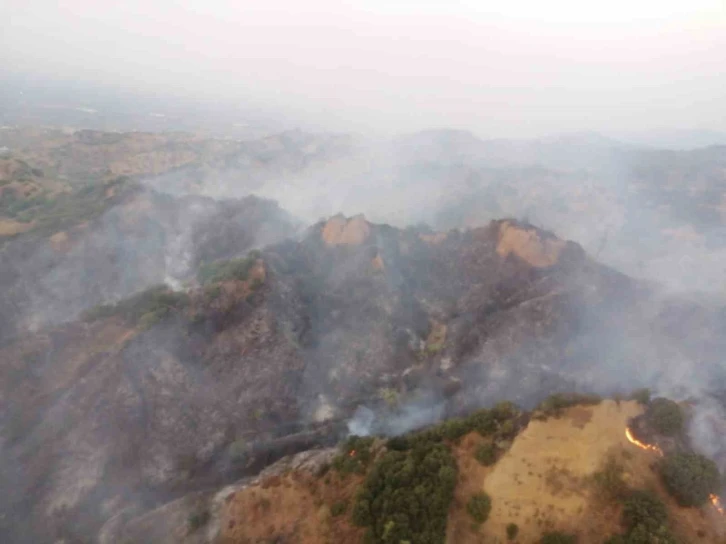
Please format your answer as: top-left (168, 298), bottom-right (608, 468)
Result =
top-left (351, 441), bottom-right (458, 543)
top-left (535, 393), bottom-right (602, 419)
top-left (629, 388), bottom-right (651, 405)
top-left (604, 490), bottom-right (677, 543)
top-left (592, 439), bottom-right (722, 542)
top-left (197, 250), bottom-right (261, 286)
top-left (339, 393), bottom-right (721, 543)
top-left (387, 401), bottom-right (520, 452)
top-left (474, 442), bottom-right (499, 466)
top-left (645, 398), bottom-right (684, 436)
top-left (346, 403), bottom-right (522, 543)
top-left (83, 284), bottom-right (189, 328)
top-left (592, 455), bottom-right (629, 501)
top-left (332, 436), bottom-right (376, 475)
top-left (82, 251), bottom-right (268, 329)
top-left (1, 176), bottom-right (134, 238)
top-left (659, 452), bottom-right (720, 507)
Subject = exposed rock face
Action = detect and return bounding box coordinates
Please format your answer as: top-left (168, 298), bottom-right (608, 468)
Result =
top-left (2, 216), bottom-right (726, 542)
top-left (496, 220), bottom-right (566, 267)
top-left (320, 214), bottom-right (371, 246)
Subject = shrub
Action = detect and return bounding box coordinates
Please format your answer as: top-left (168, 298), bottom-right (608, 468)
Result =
top-left (197, 254), bottom-right (258, 285)
top-left (496, 419), bottom-right (517, 440)
top-left (332, 436), bottom-right (375, 475)
top-left (630, 389), bottom-right (651, 405)
top-left (187, 509), bottom-right (210, 532)
top-left (593, 455), bottom-right (628, 501)
top-left (506, 522), bottom-right (519, 540)
top-left (378, 387), bottom-right (399, 407)
top-left (645, 398), bottom-right (684, 436)
top-left (351, 442), bottom-right (457, 543)
top-left (624, 523), bottom-right (677, 543)
top-left (492, 401), bottom-right (517, 420)
top-left (466, 492), bottom-right (492, 524)
top-left (227, 439), bottom-right (248, 463)
top-left (82, 285), bottom-right (189, 326)
top-left (622, 490), bottom-right (668, 532)
top-left (539, 531), bottom-right (577, 544)
top-left (330, 500), bottom-right (348, 517)
top-left (537, 393), bottom-right (602, 418)
top-left (204, 284), bottom-right (222, 300)
top-left (385, 404), bottom-right (521, 457)
top-left (659, 452), bottom-right (720, 506)
top-left (474, 443), bottom-right (498, 466)
top-left (1, 177), bottom-right (137, 240)
top-left (602, 489), bottom-right (679, 543)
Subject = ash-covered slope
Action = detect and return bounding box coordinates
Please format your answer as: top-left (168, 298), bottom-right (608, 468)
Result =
top-left (1, 216), bottom-right (726, 542)
top-left (0, 186), bottom-right (298, 342)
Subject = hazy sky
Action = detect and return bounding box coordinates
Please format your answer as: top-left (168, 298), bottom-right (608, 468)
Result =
top-left (2, 0), bottom-right (725, 136)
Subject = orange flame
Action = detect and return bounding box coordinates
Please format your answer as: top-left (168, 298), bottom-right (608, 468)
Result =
top-left (349, 450), bottom-right (356, 458)
top-left (711, 494), bottom-right (725, 515)
top-left (624, 427), bottom-right (724, 516)
top-left (624, 427), bottom-right (663, 457)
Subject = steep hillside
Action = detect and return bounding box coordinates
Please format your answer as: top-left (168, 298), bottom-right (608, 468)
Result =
top-left (107, 399), bottom-right (726, 543)
top-left (0, 186), bottom-right (298, 341)
top-left (2, 216), bottom-right (726, 541)
top-left (4, 126), bottom-right (725, 291)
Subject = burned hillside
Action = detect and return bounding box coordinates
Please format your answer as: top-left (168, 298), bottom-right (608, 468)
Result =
top-left (0, 186), bottom-right (298, 342)
top-left (2, 215), bottom-right (726, 541)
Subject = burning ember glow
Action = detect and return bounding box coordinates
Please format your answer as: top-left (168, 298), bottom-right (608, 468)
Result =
top-left (711, 494), bottom-right (725, 515)
top-left (349, 450), bottom-right (356, 458)
top-left (624, 427), bottom-right (663, 457)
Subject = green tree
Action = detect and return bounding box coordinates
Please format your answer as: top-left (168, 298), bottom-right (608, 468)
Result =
top-left (593, 455), bottom-right (628, 501)
top-left (622, 490), bottom-right (668, 532)
top-left (630, 389), bottom-right (651, 405)
top-left (466, 492), bottom-right (492, 524)
top-left (474, 443), bottom-right (498, 466)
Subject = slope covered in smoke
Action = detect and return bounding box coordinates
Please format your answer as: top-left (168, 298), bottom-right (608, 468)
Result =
top-left (5, 126), bottom-right (724, 291)
top-left (0, 182), bottom-right (298, 342)
top-left (2, 216), bottom-right (726, 541)
top-left (143, 127), bottom-right (726, 292)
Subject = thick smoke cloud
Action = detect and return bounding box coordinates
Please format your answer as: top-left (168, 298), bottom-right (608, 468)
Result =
top-left (2, 1), bottom-right (726, 137)
top-left (147, 130), bottom-right (726, 292)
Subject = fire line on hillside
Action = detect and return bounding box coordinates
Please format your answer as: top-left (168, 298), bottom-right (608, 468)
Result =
top-left (625, 426), bottom-right (725, 516)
